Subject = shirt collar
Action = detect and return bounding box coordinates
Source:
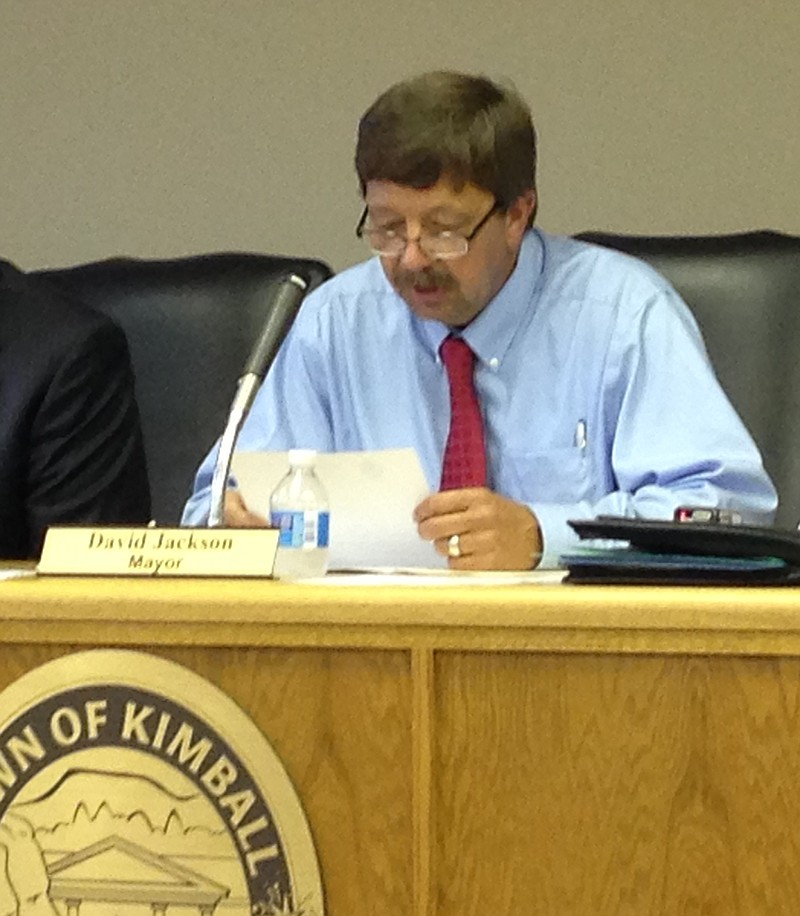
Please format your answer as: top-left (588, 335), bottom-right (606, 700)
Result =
top-left (413, 229), bottom-right (545, 364)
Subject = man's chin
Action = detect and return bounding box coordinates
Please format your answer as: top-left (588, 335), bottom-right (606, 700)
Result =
top-left (405, 294), bottom-right (477, 328)
top-left (406, 297), bottom-right (455, 324)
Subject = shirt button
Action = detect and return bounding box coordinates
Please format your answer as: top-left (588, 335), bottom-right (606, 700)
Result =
top-left (489, 357), bottom-right (500, 369)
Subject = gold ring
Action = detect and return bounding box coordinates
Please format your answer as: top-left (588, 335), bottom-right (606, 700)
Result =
top-left (447, 534), bottom-right (462, 559)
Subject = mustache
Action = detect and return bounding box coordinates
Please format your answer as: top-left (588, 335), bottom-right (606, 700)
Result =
top-left (394, 268), bottom-right (455, 291)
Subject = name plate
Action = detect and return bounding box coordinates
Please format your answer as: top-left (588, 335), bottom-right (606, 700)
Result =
top-left (37, 526), bottom-right (279, 577)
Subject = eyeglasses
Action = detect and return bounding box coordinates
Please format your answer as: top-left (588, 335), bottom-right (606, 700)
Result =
top-left (355, 200), bottom-right (500, 260)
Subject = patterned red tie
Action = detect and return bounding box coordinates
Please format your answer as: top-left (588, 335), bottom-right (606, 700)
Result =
top-left (440, 335), bottom-right (487, 490)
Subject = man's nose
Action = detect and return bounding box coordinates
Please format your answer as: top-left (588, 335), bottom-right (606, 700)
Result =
top-left (397, 236), bottom-right (433, 271)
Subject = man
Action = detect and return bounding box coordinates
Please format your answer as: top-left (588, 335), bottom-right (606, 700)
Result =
top-left (0, 258), bottom-right (151, 559)
top-left (183, 70), bottom-right (775, 568)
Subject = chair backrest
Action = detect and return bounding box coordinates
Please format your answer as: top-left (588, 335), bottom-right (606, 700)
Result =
top-left (34, 253), bottom-right (334, 524)
top-left (575, 230), bottom-right (800, 528)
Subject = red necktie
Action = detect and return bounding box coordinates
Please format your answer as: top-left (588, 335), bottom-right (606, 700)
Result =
top-left (440, 336), bottom-right (487, 490)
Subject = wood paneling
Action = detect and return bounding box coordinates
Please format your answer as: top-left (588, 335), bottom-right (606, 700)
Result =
top-left (434, 651), bottom-right (800, 916)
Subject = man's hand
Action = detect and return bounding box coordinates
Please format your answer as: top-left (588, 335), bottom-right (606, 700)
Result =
top-left (414, 487), bottom-right (542, 570)
top-left (223, 489), bottom-right (268, 527)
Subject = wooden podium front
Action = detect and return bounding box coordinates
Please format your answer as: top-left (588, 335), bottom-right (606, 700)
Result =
top-left (3, 573), bottom-right (800, 915)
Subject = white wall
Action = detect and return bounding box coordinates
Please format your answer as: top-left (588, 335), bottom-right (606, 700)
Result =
top-left (2, 0), bottom-right (798, 271)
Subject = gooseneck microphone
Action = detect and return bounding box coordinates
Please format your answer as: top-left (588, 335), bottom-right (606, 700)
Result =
top-left (207, 273), bottom-right (309, 528)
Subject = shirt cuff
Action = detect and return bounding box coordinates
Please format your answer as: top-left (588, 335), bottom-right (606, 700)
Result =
top-left (529, 502), bottom-right (589, 569)
top-left (181, 492), bottom-right (211, 527)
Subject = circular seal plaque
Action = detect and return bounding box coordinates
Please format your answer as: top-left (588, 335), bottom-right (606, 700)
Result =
top-left (0, 650), bottom-right (324, 916)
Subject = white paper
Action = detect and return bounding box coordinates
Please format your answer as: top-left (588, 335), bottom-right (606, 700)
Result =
top-left (231, 448), bottom-right (445, 570)
top-left (291, 569), bottom-right (567, 586)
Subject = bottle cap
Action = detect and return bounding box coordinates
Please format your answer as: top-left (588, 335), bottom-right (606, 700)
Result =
top-left (287, 448), bottom-right (317, 468)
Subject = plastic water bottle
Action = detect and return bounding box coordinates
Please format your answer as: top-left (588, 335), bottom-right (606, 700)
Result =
top-left (269, 449), bottom-right (330, 579)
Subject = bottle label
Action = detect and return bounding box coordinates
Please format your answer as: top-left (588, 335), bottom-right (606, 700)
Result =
top-left (270, 510), bottom-right (330, 549)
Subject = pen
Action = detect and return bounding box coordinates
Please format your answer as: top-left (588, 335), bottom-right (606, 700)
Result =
top-left (575, 420), bottom-right (587, 450)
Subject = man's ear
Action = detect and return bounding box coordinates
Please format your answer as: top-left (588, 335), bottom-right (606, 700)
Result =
top-left (505, 190), bottom-right (537, 242)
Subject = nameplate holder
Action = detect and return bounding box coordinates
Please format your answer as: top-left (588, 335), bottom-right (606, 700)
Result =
top-left (37, 526), bottom-right (279, 577)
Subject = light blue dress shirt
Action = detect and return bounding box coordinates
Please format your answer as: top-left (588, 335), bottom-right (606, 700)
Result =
top-left (182, 230), bottom-right (776, 567)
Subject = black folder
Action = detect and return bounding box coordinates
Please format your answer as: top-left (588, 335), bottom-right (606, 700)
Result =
top-left (561, 516), bottom-right (800, 585)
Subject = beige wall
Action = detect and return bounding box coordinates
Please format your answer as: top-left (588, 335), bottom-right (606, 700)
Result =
top-left (2, 0), bottom-right (798, 272)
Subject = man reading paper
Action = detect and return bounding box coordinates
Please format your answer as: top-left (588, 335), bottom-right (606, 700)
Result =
top-left (182, 71), bottom-right (775, 569)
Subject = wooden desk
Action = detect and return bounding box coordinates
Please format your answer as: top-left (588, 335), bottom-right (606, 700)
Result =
top-left (3, 574), bottom-right (800, 915)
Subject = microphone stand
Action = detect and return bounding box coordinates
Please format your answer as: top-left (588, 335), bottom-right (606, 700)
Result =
top-left (207, 273), bottom-right (308, 528)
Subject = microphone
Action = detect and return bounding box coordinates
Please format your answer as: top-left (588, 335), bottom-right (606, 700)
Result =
top-left (207, 273), bottom-right (309, 528)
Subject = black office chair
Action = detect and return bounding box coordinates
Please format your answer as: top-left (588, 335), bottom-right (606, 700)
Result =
top-left (35, 253), bottom-right (334, 524)
top-left (575, 230), bottom-right (800, 528)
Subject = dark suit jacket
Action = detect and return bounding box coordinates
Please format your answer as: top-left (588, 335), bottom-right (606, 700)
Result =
top-left (0, 258), bottom-right (151, 558)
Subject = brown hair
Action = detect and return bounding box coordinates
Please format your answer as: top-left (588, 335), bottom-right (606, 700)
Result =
top-left (355, 71), bottom-right (537, 222)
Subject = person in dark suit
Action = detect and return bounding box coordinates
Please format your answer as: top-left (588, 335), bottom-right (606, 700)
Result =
top-left (0, 257), bottom-right (151, 559)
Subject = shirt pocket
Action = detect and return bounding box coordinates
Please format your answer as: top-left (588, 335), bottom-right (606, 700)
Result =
top-left (502, 446), bottom-right (591, 504)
